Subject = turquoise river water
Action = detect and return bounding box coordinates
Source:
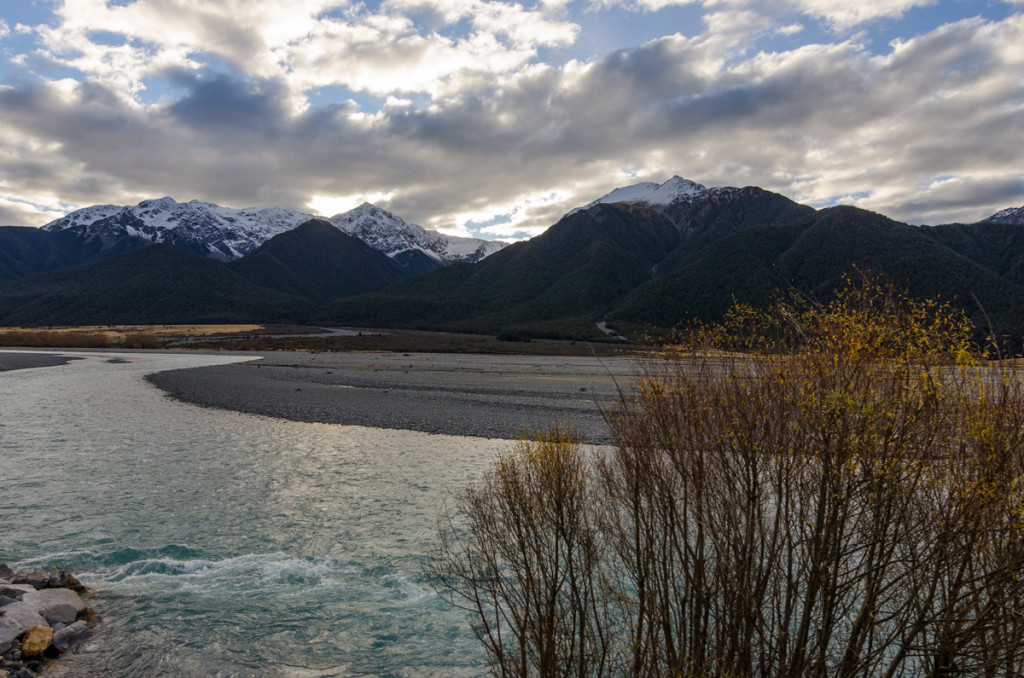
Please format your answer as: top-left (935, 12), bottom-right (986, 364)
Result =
top-left (0, 350), bottom-right (515, 676)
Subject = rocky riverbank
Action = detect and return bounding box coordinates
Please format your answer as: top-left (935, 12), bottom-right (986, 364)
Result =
top-left (0, 564), bottom-right (98, 678)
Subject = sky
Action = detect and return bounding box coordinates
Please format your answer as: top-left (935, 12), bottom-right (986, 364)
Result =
top-left (0, 0), bottom-right (1022, 240)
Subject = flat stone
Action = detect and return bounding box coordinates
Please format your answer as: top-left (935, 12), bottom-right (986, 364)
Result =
top-left (51, 621), bottom-right (89, 654)
top-left (0, 604), bottom-right (46, 635)
top-left (19, 626), bottom-right (51, 658)
top-left (19, 589), bottom-right (85, 624)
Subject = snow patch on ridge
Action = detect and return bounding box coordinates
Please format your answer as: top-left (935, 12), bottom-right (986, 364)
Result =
top-left (569, 176), bottom-right (712, 215)
top-left (983, 205), bottom-right (1024, 226)
top-left (328, 203), bottom-right (504, 264)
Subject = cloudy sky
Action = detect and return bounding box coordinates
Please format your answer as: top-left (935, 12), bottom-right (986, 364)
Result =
top-left (0, 0), bottom-right (1022, 239)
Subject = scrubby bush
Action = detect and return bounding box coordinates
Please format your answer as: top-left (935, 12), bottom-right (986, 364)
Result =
top-left (431, 278), bottom-right (1024, 677)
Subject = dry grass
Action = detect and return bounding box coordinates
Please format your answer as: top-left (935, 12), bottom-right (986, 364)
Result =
top-left (0, 324), bottom-right (264, 348)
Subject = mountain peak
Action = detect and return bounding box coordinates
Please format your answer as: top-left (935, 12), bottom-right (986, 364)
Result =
top-left (329, 202), bottom-right (505, 264)
top-left (982, 205), bottom-right (1024, 226)
top-left (569, 176), bottom-right (712, 215)
top-left (138, 196), bottom-right (178, 210)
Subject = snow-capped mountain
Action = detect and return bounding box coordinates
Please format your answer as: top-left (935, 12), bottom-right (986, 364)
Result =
top-left (982, 205), bottom-right (1024, 226)
top-left (569, 176), bottom-right (715, 215)
top-left (328, 203), bottom-right (504, 264)
top-left (42, 198), bottom-right (313, 261)
top-left (42, 197), bottom-right (506, 264)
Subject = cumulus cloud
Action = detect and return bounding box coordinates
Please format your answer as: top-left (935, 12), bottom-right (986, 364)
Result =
top-left (0, 1), bottom-right (1022, 235)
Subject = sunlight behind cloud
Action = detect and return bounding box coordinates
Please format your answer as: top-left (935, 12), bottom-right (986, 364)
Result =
top-left (450, 189), bottom-right (574, 238)
top-left (309, 192), bottom-right (397, 216)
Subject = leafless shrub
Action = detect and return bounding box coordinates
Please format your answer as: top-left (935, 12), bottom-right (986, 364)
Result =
top-left (430, 427), bottom-right (613, 677)
top-left (433, 278), bottom-right (1024, 677)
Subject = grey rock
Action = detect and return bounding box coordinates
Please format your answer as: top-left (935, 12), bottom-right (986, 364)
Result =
top-left (0, 599), bottom-right (14, 610)
top-left (0, 586), bottom-right (33, 601)
top-left (19, 589), bottom-right (85, 624)
top-left (12, 667), bottom-right (35, 678)
top-left (51, 621), bottom-right (89, 654)
top-left (0, 565), bottom-right (13, 581)
top-left (11, 573), bottom-right (46, 591)
top-left (0, 617), bottom-right (21, 654)
top-left (0, 604), bottom-right (46, 635)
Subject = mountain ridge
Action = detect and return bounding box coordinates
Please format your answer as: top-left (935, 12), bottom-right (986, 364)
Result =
top-left (41, 196), bottom-right (506, 265)
top-left (5, 177), bottom-right (1024, 344)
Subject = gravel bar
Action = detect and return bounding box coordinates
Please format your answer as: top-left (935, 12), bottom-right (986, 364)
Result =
top-left (0, 352), bottom-right (79, 372)
top-left (147, 351), bottom-right (641, 443)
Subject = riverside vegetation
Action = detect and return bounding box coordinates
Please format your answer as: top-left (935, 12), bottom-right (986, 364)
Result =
top-left (430, 278), bottom-right (1024, 677)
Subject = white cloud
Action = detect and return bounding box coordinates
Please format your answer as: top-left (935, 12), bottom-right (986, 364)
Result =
top-left (2, 0), bottom-right (1022, 234)
top-left (449, 189), bottom-right (574, 236)
top-left (0, 195), bottom-right (70, 227)
top-left (29, 0), bottom-right (579, 113)
top-left (785, 0), bottom-right (935, 29)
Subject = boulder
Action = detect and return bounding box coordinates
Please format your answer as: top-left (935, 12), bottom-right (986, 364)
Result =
top-left (0, 586), bottom-right (34, 601)
top-left (19, 626), bottom-right (51, 658)
top-left (50, 621), bottom-right (89, 654)
top-left (0, 564), bottom-right (14, 580)
top-left (0, 603), bottom-right (46, 634)
top-left (65, 574), bottom-right (85, 593)
top-left (19, 589), bottom-right (85, 624)
top-left (11, 573), bottom-right (47, 591)
top-left (0, 617), bottom-right (22, 653)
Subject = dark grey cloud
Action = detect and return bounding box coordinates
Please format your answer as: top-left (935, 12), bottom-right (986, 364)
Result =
top-left (164, 70), bottom-right (291, 133)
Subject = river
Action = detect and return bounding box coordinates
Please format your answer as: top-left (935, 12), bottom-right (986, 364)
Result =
top-left (0, 350), bottom-right (514, 676)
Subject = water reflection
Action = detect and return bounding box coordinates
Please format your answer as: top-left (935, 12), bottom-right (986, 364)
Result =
top-left (0, 351), bottom-right (511, 676)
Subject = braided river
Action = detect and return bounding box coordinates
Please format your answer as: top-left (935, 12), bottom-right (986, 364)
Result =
top-left (1, 350), bottom-right (514, 676)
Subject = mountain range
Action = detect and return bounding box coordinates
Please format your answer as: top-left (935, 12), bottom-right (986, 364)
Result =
top-left (37, 197), bottom-right (503, 267)
top-left (2, 178), bottom-right (1024, 347)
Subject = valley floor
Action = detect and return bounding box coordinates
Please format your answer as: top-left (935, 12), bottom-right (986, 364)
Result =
top-left (147, 351), bottom-right (639, 443)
